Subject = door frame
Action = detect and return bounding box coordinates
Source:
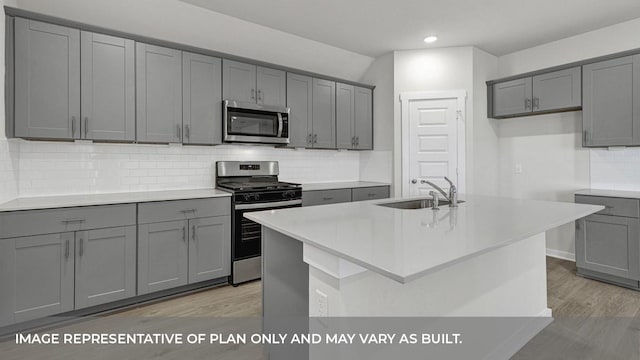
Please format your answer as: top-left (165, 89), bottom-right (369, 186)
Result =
top-left (399, 90), bottom-right (467, 197)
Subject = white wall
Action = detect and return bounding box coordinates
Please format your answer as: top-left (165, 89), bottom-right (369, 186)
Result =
top-left (0, 0), bottom-right (374, 199)
top-left (359, 52), bottom-right (394, 187)
top-left (495, 17), bottom-right (640, 259)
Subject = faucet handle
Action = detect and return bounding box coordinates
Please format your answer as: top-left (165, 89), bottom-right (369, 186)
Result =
top-left (444, 176), bottom-right (456, 190)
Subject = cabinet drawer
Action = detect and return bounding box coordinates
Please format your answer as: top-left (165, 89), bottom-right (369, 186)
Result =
top-left (302, 189), bottom-right (351, 206)
top-left (0, 204), bottom-right (136, 239)
top-left (575, 195), bottom-right (639, 218)
top-left (138, 197), bottom-right (230, 224)
top-left (351, 186), bottom-right (390, 202)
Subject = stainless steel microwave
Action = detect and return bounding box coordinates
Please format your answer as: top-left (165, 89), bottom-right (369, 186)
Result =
top-left (223, 100), bottom-right (290, 145)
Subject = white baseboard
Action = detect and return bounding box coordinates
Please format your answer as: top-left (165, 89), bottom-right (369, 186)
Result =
top-left (546, 248), bottom-right (575, 262)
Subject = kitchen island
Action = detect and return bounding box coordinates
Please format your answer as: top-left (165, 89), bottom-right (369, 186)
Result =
top-left (246, 194), bottom-right (602, 359)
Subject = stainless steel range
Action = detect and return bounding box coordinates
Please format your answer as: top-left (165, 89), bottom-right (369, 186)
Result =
top-left (216, 161), bottom-right (302, 285)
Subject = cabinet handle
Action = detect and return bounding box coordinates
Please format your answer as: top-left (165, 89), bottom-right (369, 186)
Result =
top-left (84, 117), bottom-right (89, 138)
top-left (71, 116), bottom-right (76, 137)
top-left (525, 98), bottom-right (532, 110)
top-left (368, 193), bottom-right (376, 197)
top-left (257, 89), bottom-right (262, 102)
top-left (61, 218), bottom-right (85, 223)
top-left (322, 197), bottom-right (334, 201)
top-left (177, 124), bottom-right (182, 140)
top-left (65, 239), bottom-right (69, 259)
top-left (356, 136), bottom-right (359, 146)
top-left (182, 226), bottom-right (186, 242)
top-left (185, 124), bottom-right (190, 139)
top-left (79, 237), bottom-right (84, 257)
top-left (307, 134), bottom-right (312, 145)
top-left (181, 208), bottom-right (197, 214)
top-left (251, 88), bottom-right (255, 100)
top-left (584, 130), bottom-right (589, 144)
top-left (313, 134), bottom-right (318, 144)
top-left (533, 97), bottom-right (539, 110)
top-left (192, 224), bottom-right (196, 241)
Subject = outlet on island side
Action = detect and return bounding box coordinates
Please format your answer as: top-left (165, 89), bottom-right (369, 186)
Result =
top-left (315, 289), bottom-right (328, 317)
top-left (514, 163), bottom-right (523, 174)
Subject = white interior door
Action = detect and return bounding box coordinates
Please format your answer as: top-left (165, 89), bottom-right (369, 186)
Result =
top-left (401, 91), bottom-right (465, 197)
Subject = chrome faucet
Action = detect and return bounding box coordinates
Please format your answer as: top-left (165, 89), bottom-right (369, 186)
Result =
top-left (420, 176), bottom-right (458, 207)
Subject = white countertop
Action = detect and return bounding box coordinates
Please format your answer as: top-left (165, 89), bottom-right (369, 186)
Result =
top-left (301, 181), bottom-right (390, 191)
top-left (0, 189), bottom-right (231, 212)
top-left (575, 188), bottom-right (640, 200)
top-left (246, 195), bottom-right (603, 283)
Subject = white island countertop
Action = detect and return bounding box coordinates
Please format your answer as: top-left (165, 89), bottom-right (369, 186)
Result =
top-left (0, 188), bottom-right (231, 212)
top-left (246, 195), bottom-right (602, 283)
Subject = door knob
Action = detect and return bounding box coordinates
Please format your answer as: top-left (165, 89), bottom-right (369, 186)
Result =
top-left (411, 179), bottom-right (417, 184)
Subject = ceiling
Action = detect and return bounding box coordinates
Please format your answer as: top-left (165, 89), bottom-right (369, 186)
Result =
top-left (179, 0), bottom-right (640, 58)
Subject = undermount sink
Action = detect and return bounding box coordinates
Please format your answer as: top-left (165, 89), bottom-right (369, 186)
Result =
top-left (377, 198), bottom-right (465, 210)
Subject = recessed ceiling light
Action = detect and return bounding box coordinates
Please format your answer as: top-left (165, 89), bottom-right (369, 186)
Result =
top-left (423, 35), bottom-right (438, 43)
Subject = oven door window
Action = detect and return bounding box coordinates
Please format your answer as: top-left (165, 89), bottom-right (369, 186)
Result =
top-left (227, 109), bottom-right (279, 137)
top-left (234, 204), bottom-right (300, 260)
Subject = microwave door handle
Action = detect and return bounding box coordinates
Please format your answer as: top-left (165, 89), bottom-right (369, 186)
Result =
top-left (277, 113), bottom-right (283, 137)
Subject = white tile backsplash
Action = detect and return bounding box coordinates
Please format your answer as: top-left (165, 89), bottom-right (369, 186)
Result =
top-left (590, 147), bottom-right (640, 191)
top-left (10, 140), bottom-right (360, 197)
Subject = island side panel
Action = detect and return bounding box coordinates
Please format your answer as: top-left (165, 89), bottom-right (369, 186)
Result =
top-left (262, 227), bottom-right (310, 359)
top-left (306, 232), bottom-right (550, 317)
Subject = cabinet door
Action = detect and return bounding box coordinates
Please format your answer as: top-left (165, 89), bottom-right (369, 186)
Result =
top-left (532, 67), bottom-right (581, 112)
top-left (14, 18), bottom-right (80, 139)
top-left (576, 214), bottom-right (640, 280)
top-left (222, 59), bottom-right (257, 103)
top-left (136, 43), bottom-right (182, 143)
top-left (583, 56), bottom-right (638, 146)
top-left (74, 226), bottom-right (136, 309)
top-left (336, 83), bottom-right (355, 149)
top-left (188, 216), bottom-right (230, 283)
top-left (286, 73), bottom-right (313, 148)
top-left (0, 233), bottom-right (74, 326)
top-left (81, 32), bottom-right (135, 141)
top-left (183, 52), bottom-right (222, 145)
top-left (492, 77), bottom-right (532, 117)
top-left (354, 86), bottom-right (373, 150)
top-left (257, 66), bottom-right (286, 107)
top-left (311, 78), bottom-right (336, 148)
top-left (302, 189), bottom-right (351, 206)
top-left (138, 220), bottom-right (189, 295)
top-left (351, 186), bottom-right (389, 202)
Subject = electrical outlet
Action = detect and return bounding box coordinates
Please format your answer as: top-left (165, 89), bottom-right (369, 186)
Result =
top-left (315, 289), bottom-right (328, 317)
top-left (514, 163), bottom-right (523, 174)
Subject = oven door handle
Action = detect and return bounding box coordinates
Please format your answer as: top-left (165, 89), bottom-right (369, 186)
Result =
top-left (277, 113), bottom-right (283, 137)
top-left (236, 199), bottom-right (302, 210)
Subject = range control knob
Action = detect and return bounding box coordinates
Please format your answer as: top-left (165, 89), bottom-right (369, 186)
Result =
top-left (243, 194), bottom-right (251, 201)
top-left (255, 194), bottom-right (260, 201)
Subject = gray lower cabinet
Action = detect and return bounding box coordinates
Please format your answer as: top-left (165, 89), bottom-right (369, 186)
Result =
top-left (351, 186), bottom-right (389, 202)
top-left (336, 83), bottom-right (373, 150)
top-left (136, 43), bottom-right (183, 143)
top-left (311, 78), bottom-right (336, 148)
top-left (582, 56), bottom-right (640, 147)
top-left (137, 198), bottom-right (231, 295)
top-left (138, 220), bottom-right (189, 294)
top-left (0, 203), bottom-right (137, 326)
top-left (303, 185), bottom-right (390, 206)
top-left (80, 31), bottom-right (135, 141)
top-left (286, 73), bottom-right (313, 148)
top-left (182, 52), bottom-right (223, 145)
top-left (14, 18), bottom-right (80, 140)
top-left (575, 195), bottom-right (640, 286)
top-left (0, 232), bottom-right (75, 327)
top-left (74, 225), bottom-right (137, 309)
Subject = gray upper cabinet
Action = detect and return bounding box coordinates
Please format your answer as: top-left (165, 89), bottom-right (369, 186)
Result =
top-left (223, 59), bottom-right (286, 106)
top-left (136, 43), bottom-right (182, 143)
top-left (256, 66), bottom-right (286, 107)
top-left (74, 225), bottom-right (136, 309)
top-left (490, 66), bottom-right (581, 118)
top-left (80, 32), bottom-right (135, 141)
top-left (0, 232), bottom-right (75, 327)
top-left (14, 18), bottom-right (80, 140)
top-left (137, 220), bottom-right (189, 295)
top-left (582, 56), bottom-right (640, 147)
top-left (493, 77), bottom-right (532, 117)
top-left (532, 67), bottom-right (581, 112)
top-left (336, 83), bottom-right (355, 149)
top-left (183, 52), bottom-right (223, 145)
top-left (286, 73), bottom-right (313, 148)
top-left (354, 87), bottom-right (373, 150)
top-left (222, 59), bottom-right (256, 103)
top-left (188, 216), bottom-right (230, 283)
top-left (336, 84), bottom-right (373, 150)
top-left (311, 78), bottom-right (336, 149)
